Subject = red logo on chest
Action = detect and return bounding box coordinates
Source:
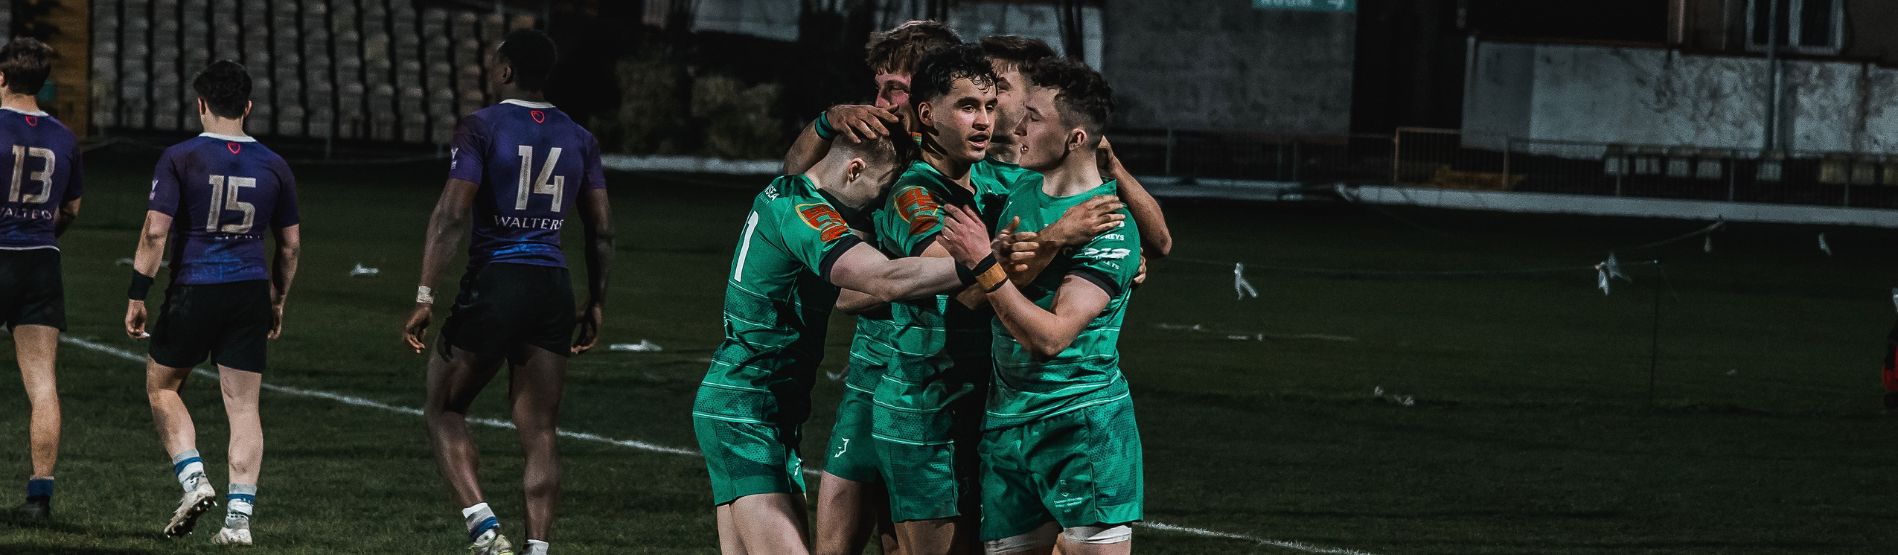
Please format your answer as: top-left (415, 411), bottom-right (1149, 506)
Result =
top-left (227, 142), bottom-right (242, 155)
top-left (530, 110), bottom-right (546, 124)
top-left (23, 116), bottom-right (37, 127)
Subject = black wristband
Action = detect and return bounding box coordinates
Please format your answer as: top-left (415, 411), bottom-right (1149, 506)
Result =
top-left (128, 271), bottom-right (155, 301)
top-left (815, 111), bottom-right (838, 141)
top-left (957, 254), bottom-right (997, 286)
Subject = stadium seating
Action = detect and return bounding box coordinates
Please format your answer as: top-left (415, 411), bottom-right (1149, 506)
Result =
top-left (88, 0), bottom-right (537, 144)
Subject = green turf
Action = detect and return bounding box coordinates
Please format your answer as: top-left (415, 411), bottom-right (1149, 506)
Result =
top-left (0, 144), bottom-right (1893, 553)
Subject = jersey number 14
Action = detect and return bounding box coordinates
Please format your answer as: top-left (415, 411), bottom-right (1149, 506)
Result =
top-left (515, 145), bottom-right (565, 212)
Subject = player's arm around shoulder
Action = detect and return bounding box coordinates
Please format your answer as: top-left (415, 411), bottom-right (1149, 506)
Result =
top-left (936, 204), bottom-right (1106, 360)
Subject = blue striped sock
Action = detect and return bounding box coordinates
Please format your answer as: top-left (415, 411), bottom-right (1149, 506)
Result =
top-left (226, 483), bottom-right (257, 529)
top-left (170, 450), bottom-right (205, 492)
top-left (25, 476), bottom-right (52, 501)
top-left (461, 502), bottom-right (500, 542)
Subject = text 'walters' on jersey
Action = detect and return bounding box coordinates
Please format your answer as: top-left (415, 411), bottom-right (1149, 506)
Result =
top-left (447, 100), bottom-right (606, 269)
top-left (0, 108), bottom-right (82, 250)
top-left (148, 133), bottom-right (298, 285)
top-left (695, 175), bottom-right (865, 425)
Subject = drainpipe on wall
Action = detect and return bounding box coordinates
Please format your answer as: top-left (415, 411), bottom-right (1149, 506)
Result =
top-left (1764, 0), bottom-right (1781, 152)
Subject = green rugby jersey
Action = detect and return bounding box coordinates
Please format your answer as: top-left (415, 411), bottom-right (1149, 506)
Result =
top-left (843, 290), bottom-right (897, 395)
top-left (985, 179), bottom-right (1142, 430)
top-left (872, 159), bottom-right (1035, 403)
top-left (695, 175), bottom-right (865, 424)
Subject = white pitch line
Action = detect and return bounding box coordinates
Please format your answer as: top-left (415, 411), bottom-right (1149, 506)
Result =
top-left (60, 335), bottom-right (1380, 555)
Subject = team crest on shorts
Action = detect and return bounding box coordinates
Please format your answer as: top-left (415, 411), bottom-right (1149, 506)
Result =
top-left (797, 203), bottom-right (850, 242)
top-left (894, 187), bottom-right (940, 235)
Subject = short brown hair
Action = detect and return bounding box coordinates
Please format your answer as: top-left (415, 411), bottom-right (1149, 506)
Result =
top-left (865, 20), bottom-right (961, 75)
top-left (979, 35), bottom-right (1056, 71)
top-left (0, 39), bottom-right (55, 95)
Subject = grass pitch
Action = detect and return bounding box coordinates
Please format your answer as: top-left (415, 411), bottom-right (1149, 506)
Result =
top-left (0, 144), bottom-right (1893, 554)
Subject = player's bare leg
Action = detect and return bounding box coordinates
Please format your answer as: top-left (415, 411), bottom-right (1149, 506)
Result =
top-left (211, 366), bottom-right (263, 545)
top-left (218, 367), bottom-right (263, 485)
top-left (147, 358), bottom-right (218, 537)
top-left (895, 517), bottom-right (964, 554)
top-left (815, 473), bottom-right (900, 555)
top-left (730, 492), bottom-right (811, 554)
top-left (506, 344), bottom-right (567, 543)
top-left (12, 325), bottom-right (60, 481)
top-left (146, 359), bottom-right (199, 472)
top-left (715, 503), bottom-right (748, 555)
top-left (424, 345), bottom-right (507, 508)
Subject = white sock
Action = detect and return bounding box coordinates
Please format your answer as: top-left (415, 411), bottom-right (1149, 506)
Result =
top-left (461, 502), bottom-right (500, 542)
top-left (170, 450), bottom-right (206, 493)
top-left (525, 539), bottom-right (549, 555)
top-left (226, 483), bottom-right (256, 529)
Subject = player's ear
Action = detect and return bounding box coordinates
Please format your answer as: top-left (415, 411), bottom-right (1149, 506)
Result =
top-left (499, 63), bottom-right (515, 86)
top-left (242, 101), bottom-right (254, 119)
top-left (916, 100), bottom-right (933, 129)
top-left (1067, 128), bottom-right (1088, 154)
top-left (845, 158), bottom-right (865, 184)
top-left (196, 98), bottom-right (207, 117)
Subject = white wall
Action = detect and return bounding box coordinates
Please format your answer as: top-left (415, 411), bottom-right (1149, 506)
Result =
top-left (1465, 41), bottom-right (1898, 156)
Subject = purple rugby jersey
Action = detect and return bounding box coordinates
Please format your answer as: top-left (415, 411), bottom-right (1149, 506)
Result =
top-left (148, 133), bottom-right (300, 285)
top-left (0, 107), bottom-right (83, 250)
top-left (446, 99), bottom-right (606, 270)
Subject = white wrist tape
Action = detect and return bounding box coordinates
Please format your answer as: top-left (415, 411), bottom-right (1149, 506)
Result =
top-left (416, 286), bottom-right (435, 305)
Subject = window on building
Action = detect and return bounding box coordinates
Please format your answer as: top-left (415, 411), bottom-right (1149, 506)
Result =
top-left (1748, 0), bottom-right (1842, 54)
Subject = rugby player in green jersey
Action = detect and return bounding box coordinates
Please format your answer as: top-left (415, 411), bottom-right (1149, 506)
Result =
top-left (808, 20), bottom-right (963, 555)
top-left (693, 120), bottom-right (1002, 555)
top-left (978, 36), bottom-right (1172, 276)
top-left (938, 58), bottom-right (1143, 555)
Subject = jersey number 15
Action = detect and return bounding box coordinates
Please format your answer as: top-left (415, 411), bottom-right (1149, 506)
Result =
top-left (205, 175), bottom-right (257, 234)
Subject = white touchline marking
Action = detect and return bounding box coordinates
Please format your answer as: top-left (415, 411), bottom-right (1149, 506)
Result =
top-left (61, 335), bottom-right (1382, 555)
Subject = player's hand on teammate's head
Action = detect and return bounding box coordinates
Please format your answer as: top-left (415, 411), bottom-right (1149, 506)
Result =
top-left (571, 304), bottom-right (604, 355)
top-left (124, 300), bottom-right (150, 340)
top-left (402, 305), bottom-right (432, 354)
top-left (827, 105), bottom-right (902, 144)
top-left (936, 204), bottom-right (993, 268)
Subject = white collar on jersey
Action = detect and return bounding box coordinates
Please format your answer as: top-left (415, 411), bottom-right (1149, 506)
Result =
top-left (199, 132), bottom-right (257, 143)
top-left (0, 106), bottom-right (49, 117)
top-left (501, 99), bottom-right (556, 109)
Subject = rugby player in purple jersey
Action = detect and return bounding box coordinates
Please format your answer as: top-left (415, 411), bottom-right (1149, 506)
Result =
top-left (0, 37), bottom-right (83, 523)
top-left (399, 28), bottom-right (613, 555)
top-left (125, 60), bottom-right (301, 546)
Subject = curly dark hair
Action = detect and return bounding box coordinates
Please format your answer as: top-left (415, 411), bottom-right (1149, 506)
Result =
top-left (864, 20), bottom-right (962, 75)
top-left (979, 35), bottom-right (1056, 71)
top-left (1024, 57), bottom-right (1113, 144)
top-left (0, 38), bottom-right (55, 96)
top-left (192, 60), bottom-right (252, 119)
top-left (908, 44), bottom-right (996, 109)
top-left (498, 28), bottom-right (558, 92)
